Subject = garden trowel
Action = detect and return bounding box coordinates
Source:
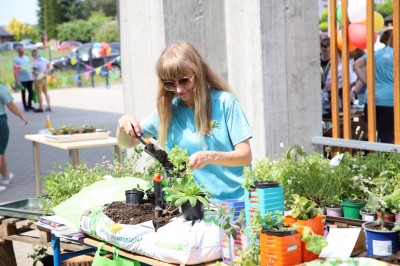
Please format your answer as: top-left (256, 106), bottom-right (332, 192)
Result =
top-left (131, 125), bottom-right (173, 168)
top-left (153, 173), bottom-right (164, 218)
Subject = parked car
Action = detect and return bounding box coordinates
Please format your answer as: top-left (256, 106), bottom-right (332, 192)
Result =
top-left (57, 41), bottom-right (83, 52)
top-left (19, 40), bottom-right (37, 50)
top-left (50, 42), bottom-right (121, 77)
top-left (0, 41), bottom-right (22, 52)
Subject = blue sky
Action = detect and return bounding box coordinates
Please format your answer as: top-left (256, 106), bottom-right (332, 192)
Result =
top-left (0, 0), bottom-right (38, 26)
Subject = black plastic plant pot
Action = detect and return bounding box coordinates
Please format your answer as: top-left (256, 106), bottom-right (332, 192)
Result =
top-left (263, 227), bottom-right (297, 237)
top-left (254, 182), bottom-right (280, 188)
top-left (125, 189), bottom-right (145, 205)
top-left (181, 201), bottom-right (204, 221)
top-left (146, 191), bottom-right (155, 205)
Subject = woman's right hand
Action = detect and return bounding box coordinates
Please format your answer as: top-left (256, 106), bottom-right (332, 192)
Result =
top-left (117, 115), bottom-right (142, 136)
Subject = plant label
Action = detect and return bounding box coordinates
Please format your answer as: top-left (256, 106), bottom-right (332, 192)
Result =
top-left (319, 228), bottom-right (364, 259)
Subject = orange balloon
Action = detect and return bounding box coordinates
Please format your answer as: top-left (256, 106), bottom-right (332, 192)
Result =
top-left (337, 29), bottom-right (357, 52)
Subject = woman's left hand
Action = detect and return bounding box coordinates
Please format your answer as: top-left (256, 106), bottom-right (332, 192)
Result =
top-left (189, 151), bottom-right (209, 170)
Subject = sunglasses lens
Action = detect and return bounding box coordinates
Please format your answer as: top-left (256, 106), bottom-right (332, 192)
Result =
top-left (177, 77), bottom-right (191, 86)
top-left (163, 82), bottom-right (175, 91)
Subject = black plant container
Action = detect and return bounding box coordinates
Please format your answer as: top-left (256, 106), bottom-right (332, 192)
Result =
top-left (181, 201), bottom-right (204, 221)
top-left (146, 191), bottom-right (156, 205)
top-left (263, 227), bottom-right (297, 237)
top-left (125, 189), bottom-right (145, 205)
top-left (254, 182), bottom-right (280, 188)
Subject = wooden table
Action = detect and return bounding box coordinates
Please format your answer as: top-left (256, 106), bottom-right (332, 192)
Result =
top-left (25, 134), bottom-right (121, 197)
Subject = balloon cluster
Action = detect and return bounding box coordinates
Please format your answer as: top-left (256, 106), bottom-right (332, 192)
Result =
top-left (336, 0), bottom-right (384, 51)
top-left (92, 42), bottom-right (112, 58)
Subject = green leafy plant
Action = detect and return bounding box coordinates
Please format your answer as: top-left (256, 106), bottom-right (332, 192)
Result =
top-left (279, 146), bottom-right (352, 208)
top-left (241, 157), bottom-right (281, 190)
top-left (205, 207), bottom-right (245, 240)
top-left (27, 245), bottom-right (50, 266)
top-left (42, 149), bottom-right (143, 213)
top-left (290, 194), bottom-right (321, 220)
top-left (293, 224), bottom-right (329, 255)
top-left (163, 146), bottom-right (213, 207)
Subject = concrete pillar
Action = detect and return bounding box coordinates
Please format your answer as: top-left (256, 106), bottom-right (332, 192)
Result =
top-left (119, 0), bottom-right (321, 160)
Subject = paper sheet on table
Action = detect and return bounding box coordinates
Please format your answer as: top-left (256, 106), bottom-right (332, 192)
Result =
top-left (319, 228), bottom-right (361, 259)
top-left (52, 177), bottom-right (148, 228)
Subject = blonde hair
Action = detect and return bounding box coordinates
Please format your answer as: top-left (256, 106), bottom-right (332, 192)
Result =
top-left (156, 42), bottom-right (230, 147)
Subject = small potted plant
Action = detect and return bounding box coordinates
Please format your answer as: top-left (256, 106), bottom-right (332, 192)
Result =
top-left (81, 124), bottom-right (97, 133)
top-left (383, 188), bottom-right (400, 223)
top-left (242, 157), bottom-right (280, 190)
top-left (324, 195), bottom-right (343, 217)
top-left (163, 146), bottom-right (213, 222)
top-left (284, 194), bottom-right (325, 263)
top-left (125, 184), bottom-right (145, 205)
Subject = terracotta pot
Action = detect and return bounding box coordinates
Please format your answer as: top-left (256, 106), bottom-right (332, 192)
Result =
top-left (376, 211), bottom-right (396, 222)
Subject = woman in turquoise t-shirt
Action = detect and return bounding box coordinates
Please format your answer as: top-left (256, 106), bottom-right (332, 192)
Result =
top-left (117, 42), bottom-right (253, 200)
top-left (354, 30), bottom-right (394, 143)
top-left (0, 84), bottom-right (28, 191)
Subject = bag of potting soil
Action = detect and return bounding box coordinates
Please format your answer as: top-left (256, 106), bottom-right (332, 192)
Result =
top-left (80, 206), bottom-right (221, 265)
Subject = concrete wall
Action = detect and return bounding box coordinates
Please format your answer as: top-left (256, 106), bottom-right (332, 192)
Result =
top-left (118, 0), bottom-right (321, 160)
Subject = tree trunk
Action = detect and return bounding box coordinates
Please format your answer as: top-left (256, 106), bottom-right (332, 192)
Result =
top-left (0, 239), bottom-right (17, 266)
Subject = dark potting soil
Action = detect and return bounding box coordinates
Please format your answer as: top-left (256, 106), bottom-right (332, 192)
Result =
top-left (145, 144), bottom-right (174, 168)
top-left (103, 201), bottom-right (180, 231)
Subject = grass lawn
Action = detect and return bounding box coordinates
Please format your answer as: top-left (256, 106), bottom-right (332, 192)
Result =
top-left (0, 48), bottom-right (121, 91)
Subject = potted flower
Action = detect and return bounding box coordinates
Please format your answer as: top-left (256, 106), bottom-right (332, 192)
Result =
top-left (163, 146), bottom-right (213, 222)
top-left (81, 124), bottom-right (97, 133)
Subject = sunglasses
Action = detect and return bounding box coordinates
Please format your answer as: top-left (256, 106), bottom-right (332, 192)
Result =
top-left (321, 45), bottom-right (330, 49)
top-left (162, 74), bottom-right (195, 91)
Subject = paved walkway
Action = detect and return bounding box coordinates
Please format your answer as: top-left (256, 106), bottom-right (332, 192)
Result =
top-left (1, 84), bottom-right (125, 265)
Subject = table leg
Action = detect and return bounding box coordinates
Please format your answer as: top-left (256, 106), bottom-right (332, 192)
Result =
top-left (32, 142), bottom-right (42, 197)
top-left (51, 234), bottom-right (61, 266)
top-left (69, 149), bottom-right (81, 165)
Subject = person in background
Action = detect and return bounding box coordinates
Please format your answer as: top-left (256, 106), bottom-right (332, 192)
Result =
top-left (351, 29), bottom-right (392, 105)
top-left (0, 84), bottom-right (28, 191)
top-left (354, 31), bottom-right (394, 143)
top-left (117, 42), bottom-right (253, 201)
top-left (320, 37), bottom-right (331, 90)
top-left (32, 49), bottom-right (53, 112)
top-left (13, 46), bottom-right (35, 112)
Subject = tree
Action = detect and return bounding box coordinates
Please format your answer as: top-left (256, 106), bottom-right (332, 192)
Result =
top-left (6, 19), bottom-right (39, 42)
top-left (94, 20), bottom-right (119, 42)
top-left (83, 0), bottom-right (118, 19)
top-left (37, 0), bottom-right (45, 37)
top-left (56, 11), bottom-right (112, 42)
top-left (44, 0), bottom-right (61, 39)
top-left (375, 0), bottom-right (393, 18)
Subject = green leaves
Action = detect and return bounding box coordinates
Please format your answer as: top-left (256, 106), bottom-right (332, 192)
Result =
top-left (290, 194), bottom-right (319, 220)
top-left (164, 146), bottom-right (213, 208)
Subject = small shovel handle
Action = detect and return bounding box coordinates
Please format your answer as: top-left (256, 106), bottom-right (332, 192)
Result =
top-left (131, 125), bottom-right (148, 146)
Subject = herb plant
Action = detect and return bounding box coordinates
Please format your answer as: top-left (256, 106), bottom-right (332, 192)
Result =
top-left (241, 157), bottom-right (281, 190)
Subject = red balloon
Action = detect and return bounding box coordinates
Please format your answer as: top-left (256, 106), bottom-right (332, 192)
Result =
top-left (337, 29), bottom-right (357, 52)
top-left (348, 23), bottom-right (377, 50)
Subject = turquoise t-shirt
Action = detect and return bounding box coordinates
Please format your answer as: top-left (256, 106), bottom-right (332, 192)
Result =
top-left (0, 85), bottom-right (13, 115)
top-left (363, 46), bottom-right (393, 107)
top-left (13, 55), bottom-right (33, 82)
top-left (141, 89), bottom-right (253, 200)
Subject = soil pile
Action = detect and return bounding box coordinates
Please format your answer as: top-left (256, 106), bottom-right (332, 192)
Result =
top-left (145, 144), bottom-right (174, 168)
top-left (103, 201), bottom-right (180, 231)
